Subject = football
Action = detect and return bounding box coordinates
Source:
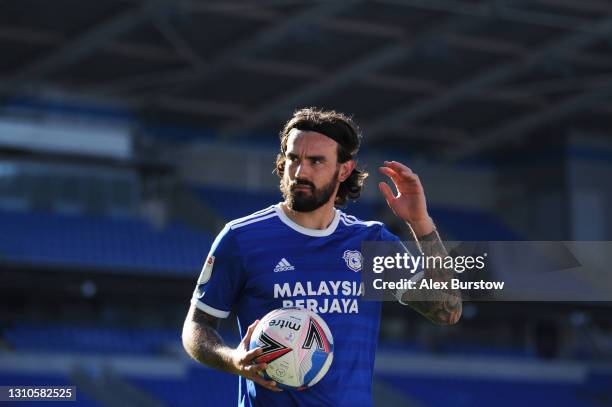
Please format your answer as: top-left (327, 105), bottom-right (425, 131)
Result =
top-left (249, 307), bottom-right (334, 390)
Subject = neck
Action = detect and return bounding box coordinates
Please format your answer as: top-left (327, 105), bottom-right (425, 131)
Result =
top-left (281, 200), bottom-right (337, 230)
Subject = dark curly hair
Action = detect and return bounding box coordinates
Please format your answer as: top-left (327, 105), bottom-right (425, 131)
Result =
top-left (275, 107), bottom-right (369, 207)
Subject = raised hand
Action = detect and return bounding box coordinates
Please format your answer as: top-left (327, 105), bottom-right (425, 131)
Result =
top-left (378, 161), bottom-right (434, 235)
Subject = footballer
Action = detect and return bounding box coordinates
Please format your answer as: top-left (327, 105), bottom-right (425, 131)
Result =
top-left (182, 107), bottom-right (462, 406)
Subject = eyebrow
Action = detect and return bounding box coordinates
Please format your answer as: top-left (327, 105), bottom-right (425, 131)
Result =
top-left (286, 152), bottom-right (326, 161)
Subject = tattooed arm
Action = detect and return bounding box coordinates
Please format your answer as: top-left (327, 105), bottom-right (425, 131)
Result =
top-left (400, 225), bottom-right (462, 325)
top-left (181, 304), bottom-right (281, 391)
top-left (378, 161), bottom-right (461, 325)
top-left (181, 305), bottom-right (234, 371)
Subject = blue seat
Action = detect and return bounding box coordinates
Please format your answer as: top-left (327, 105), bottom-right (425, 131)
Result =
top-left (0, 209), bottom-right (212, 274)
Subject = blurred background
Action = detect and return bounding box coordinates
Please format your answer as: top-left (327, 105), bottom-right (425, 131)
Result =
top-left (0, 0), bottom-right (611, 405)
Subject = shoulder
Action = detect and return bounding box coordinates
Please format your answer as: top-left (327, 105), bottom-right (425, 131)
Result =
top-left (337, 210), bottom-right (400, 241)
top-left (210, 205), bottom-right (279, 251)
top-left (338, 210), bottom-right (384, 234)
top-left (225, 205), bottom-right (279, 233)
top-left (337, 210), bottom-right (384, 229)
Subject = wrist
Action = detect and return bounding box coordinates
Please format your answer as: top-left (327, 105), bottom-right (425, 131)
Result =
top-left (227, 349), bottom-right (243, 375)
top-left (406, 216), bottom-right (435, 237)
top-left (211, 346), bottom-right (236, 374)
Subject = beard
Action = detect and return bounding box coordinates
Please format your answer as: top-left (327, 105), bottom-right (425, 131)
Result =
top-left (281, 169), bottom-right (339, 212)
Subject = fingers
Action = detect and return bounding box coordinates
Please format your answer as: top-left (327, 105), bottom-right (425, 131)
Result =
top-left (242, 361), bottom-right (283, 392)
top-left (248, 373), bottom-right (283, 392)
top-left (236, 352), bottom-right (283, 392)
top-left (241, 319), bottom-right (259, 346)
top-left (384, 160), bottom-right (414, 176)
top-left (244, 362), bottom-right (268, 374)
top-left (378, 182), bottom-right (396, 203)
top-left (246, 363), bottom-right (283, 392)
top-left (378, 166), bottom-right (401, 183)
top-left (247, 319), bottom-right (259, 335)
top-left (233, 321), bottom-right (283, 393)
top-left (381, 161), bottom-right (419, 181)
top-left (242, 347), bottom-right (263, 364)
top-left (380, 162), bottom-right (422, 196)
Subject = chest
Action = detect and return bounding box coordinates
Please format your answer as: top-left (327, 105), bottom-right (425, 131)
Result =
top-left (246, 236), bottom-right (363, 281)
top-left (240, 236), bottom-right (368, 312)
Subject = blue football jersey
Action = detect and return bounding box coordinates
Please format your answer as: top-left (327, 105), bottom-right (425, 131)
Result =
top-left (191, 204), bottom-right (401, 407)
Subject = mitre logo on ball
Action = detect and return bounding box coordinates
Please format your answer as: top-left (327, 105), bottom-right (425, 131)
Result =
top-left (343, 250), bottom-right (362, 272)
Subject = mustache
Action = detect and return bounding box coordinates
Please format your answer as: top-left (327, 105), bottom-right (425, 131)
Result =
top-left (290, 180), bottom-right (315, 189)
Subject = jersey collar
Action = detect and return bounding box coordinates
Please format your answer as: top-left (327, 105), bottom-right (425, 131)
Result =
top-left (275, 203), bottom-right (340, 237)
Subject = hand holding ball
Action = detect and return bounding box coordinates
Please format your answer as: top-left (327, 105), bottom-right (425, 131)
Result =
top-left (249, 307), bottom-right (334, 390)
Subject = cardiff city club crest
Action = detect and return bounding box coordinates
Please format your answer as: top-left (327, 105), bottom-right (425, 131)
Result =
top-left (342, 250), bottom-right (362, 272)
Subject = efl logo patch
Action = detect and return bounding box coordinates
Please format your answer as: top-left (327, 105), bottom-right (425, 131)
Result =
top-left (343, 250), bottom-right (362, 272)
top-left (197, 255), bottom-right (215, 284)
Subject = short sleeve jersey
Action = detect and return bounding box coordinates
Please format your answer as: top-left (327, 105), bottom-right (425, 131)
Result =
top-left (191, 204), bottom-right (400, 407)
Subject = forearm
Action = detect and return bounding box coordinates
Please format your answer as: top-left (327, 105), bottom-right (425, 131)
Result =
top-left (181, 307), bottom-right (237, 373)
top-left (401, 224), bottom-right (462, 325)
top-left (182, 308), bottom-right (280, 391)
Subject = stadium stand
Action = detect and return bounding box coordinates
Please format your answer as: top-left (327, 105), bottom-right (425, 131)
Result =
top-left (3, 324), bottom-right (181, 355)
top-left (127, 367), bottom-right (237, 407)
top-left (376, 373), bottom-right (592, 407)
top-left (2, 2), bottom-right (612, 406)
top-left (0, 209), bottom-right (212, 274)
top-left (2, 331), bottom-right (610, 407)
top-left (428, 206), bottom-right (522, 241)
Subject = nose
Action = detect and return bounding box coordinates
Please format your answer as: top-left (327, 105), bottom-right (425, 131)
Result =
top-left (294, 161), bottom-right (310, 179)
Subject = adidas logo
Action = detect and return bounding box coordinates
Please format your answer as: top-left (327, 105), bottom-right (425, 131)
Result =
top-left (274, 258), bottom-right (295, 272)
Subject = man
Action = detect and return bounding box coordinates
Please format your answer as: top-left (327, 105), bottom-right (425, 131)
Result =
top-left (182, 108), bottom-right (461, 406)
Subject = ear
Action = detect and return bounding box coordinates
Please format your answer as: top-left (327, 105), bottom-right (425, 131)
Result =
top-left (339, 160), bottom-right (355, 182)
top-left (275, 153), bottom-right (285, 177)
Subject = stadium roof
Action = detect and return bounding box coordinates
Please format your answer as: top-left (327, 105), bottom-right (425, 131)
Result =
top-left (2, 0), bottom-right (612, 159)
